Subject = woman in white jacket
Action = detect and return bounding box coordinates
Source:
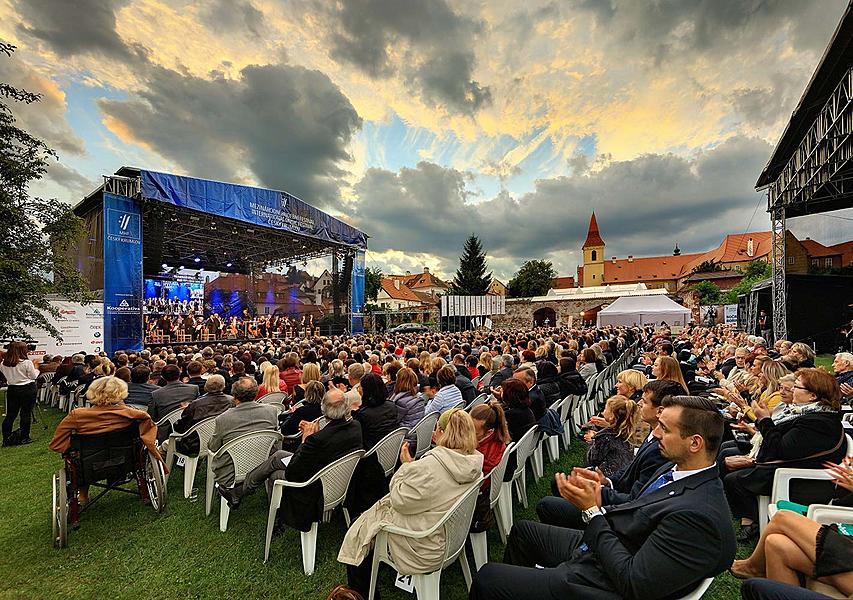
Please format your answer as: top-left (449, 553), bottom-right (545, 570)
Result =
top-left (338, 409), bottom-right (484, 598)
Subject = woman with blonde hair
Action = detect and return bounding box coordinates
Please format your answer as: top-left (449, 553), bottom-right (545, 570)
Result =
top-left (651, 355), bottom-right (688, 394)
top-left (338, 409), bottom-right (483, 598)
top-left (292, 362), bottom-right (321, 403)
top-left (49, 376), bottom-right (164, 503)
top-left (584, 395), bottom-right (639, 477)
top-left (614, 369), bottom-right (647, 401)
top-left (255, 364), bottom-right (281, 399)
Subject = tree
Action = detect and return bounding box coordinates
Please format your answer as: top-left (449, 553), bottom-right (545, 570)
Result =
top-left (722, 260), bottom-right (772, 304)
top-left (693, 260), bottom-right (722, 273)
top-left (692, 280), bottom-right (721, 305)
top-left (365, 266), bottom-right (382, 301)
top-left (0, 43), bottom-right (92, 341)
top-left (450, 233), bottom-right (492, 296)
top-left (507, 260), bottom-right (557, 298)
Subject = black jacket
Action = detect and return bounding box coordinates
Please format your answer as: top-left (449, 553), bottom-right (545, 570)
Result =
top-left (354, 401), bottom-right (400, 451)
top-left (279, 402), bottom-right (323, 436)
top-left (347, 401), bottom-right (401, 518)
top-left (719, 357), bottom-right (737, 378)
top-left (557, 370), bottom-right (588, 398)
top-left (537, 376), bottom-right (562, 408)
top-left (187, 376), bottom-right (207, 395)
top-left (528, 384), bottom-right (547, 420)
top-left (278, 417), bottom-right (363, 531)
top-left (489, 366), bottom-right (514, 391)
top-left (585, 428), bottom-right (633, 478)
top-left (173, 392), bottom-right (233, 455)
top-left (569, 464), bottom-right (736, 600)
top-left (606, 434), bottom-right (668, 500)
top-left (455, 374), bottom-right (476, 406)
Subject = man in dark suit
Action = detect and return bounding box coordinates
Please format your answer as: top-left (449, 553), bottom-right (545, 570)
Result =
top-left (148, 364), bottom-right (198, 424)
top-left (470, 395), bottom-right (736, 600)
top-left (217, 387), bottom-right (363, 532)
top-left (514, 367), bottom-right (546, 420)
top-left (125, 365), bottom-right (159, 408)
top-left (185, 360), bottom-right (207, 395)
top-left (535, 379), bottom-right (684, 529)
top-left (488, 355), bottom-right (515, 393)
top-left (171, 374), bottom-right (233, 455)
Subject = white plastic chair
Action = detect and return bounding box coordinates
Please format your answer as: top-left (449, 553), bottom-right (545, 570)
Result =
top-left (410, 412), bottom-right (440, 459)
top-left (204, 430), bottom-right (283, 530)
top-left (470, 443), bottom-right (513, 568)
top-left (494, 426), bottom-right (539, 541)
top-left (675, 577), bottom-right (714, 600)
top-left (367, 478), bottom-right (483, 600)
top-left (465, 393), bottom-right (488, 412)
top-left (257, 392), bottom-right (289, 405)
top-left (561, 395), bottom-right (580, 449)
top-left (365, 427), bottom-right (408, 478)
top-left (155, 407), bottom-right (185, 430)
top-left (164, 416), bottom-right (218, 498)
top-left (544, 398), bottom-right (565, 463)
top-left (263, 449), bottom-right (365, 571)
top-left (38, 372), bottom-right (55, 404)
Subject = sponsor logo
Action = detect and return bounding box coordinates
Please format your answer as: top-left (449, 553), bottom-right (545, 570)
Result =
top-left (119, 213), bottom-right (132, 231)
top-left (119, 299), bottom-right (130, 308)
top-left (60, 310), bottom-right (77, 315)
top-left (93, 332), bottom-right (101, 338)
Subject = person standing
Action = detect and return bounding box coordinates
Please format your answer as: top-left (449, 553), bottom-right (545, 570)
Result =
top-left (1, 341), bottom-right (40, 445)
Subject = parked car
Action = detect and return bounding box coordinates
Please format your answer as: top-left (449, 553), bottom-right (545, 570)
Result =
top-left (387, 323), bottom-right (430, 334)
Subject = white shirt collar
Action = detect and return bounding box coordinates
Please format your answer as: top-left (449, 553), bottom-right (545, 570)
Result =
top-left (671, 463), bottom-right (717, 481)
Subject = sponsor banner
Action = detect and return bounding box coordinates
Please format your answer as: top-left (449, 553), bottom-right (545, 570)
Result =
top-left (24, 301), bottom-right (104, 360)
top-left (724, 304), bottom-right (738, 325)
top-left (140, 170), bottom-right (367, 249)
top-left (351, 250), bottom-right (365, 334)
top-left (441, 295), bottom-right (507, 317)
top-left (103, 193), bottom-right (144, 355)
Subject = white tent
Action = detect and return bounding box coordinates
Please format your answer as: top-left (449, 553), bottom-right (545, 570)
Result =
top-left (596, 295), bottom-right (691, 327)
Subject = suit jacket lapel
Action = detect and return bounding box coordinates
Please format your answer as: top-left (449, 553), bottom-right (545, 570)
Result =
top-left (612, 464), bottom-right (718, 512)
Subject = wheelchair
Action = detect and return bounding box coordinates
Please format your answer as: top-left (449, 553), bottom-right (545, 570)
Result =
top-left (51, 422), bottom-right (167, 548)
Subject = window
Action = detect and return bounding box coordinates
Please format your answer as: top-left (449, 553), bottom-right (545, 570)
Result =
top-left (592, 274), bottom-right (596, 280)
top-left (788, 256), bottom-right (795, 265)
top-left (812, 259), bottom-right (819, 267)
top-left (264, 306), bottom-right (270, 314)
top-left (591, 250), bottom-right (597, 261)
top-left (825, 258), bottom-right (833, 267)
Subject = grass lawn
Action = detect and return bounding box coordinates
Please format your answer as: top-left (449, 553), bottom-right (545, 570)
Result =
top-left (0, 407), bottom-right (749, 600)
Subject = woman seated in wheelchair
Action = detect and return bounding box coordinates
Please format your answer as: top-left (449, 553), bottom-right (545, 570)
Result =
top-left (49, 376), bottom-right (164, 504)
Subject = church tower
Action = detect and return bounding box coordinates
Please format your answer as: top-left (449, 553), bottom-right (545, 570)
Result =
top-left (582, 212), bottom-right (605, 287)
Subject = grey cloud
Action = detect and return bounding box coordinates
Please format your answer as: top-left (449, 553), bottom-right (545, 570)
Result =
top-left (729, 72), bottom-right (802, 128)
top-left (98, 63), bottom-right (362, 210)
top-left (15, 0), bottom-right (140, 60)
top-left (350, 136), bottom-right (774, 277)
top-left (45, 161), bottom-right (93, 198)
top-left (323, 0), bottom-right (491, 114)
top-left (200, 0), bottom-right (266, 37)
top-left (0, 56), bottom-right (85, 156)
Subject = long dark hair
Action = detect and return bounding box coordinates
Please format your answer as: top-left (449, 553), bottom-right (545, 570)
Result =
top-left (359, 373), bottom-right (389, 408)
top-left (2, 342), bottom-right (29, 367)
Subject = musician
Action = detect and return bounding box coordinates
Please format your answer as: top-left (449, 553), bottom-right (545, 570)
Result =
top-left (207, 313), bottom-right (222, 337)
top-left (182, 314), bottom-right (195, 339)
top-left (157, 314), bottom-right (172, 336)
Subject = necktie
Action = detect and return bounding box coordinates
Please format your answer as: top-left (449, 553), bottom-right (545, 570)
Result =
top-left (640, 470), bottom-right (674, 497)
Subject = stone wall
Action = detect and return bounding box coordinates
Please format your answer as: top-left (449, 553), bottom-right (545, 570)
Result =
top-left (491, 297), bottom-right (611, 329)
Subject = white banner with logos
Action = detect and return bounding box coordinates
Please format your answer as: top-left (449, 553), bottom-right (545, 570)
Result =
top-left (724, 304), bottom-right (738, 325)
top-left (441, 295), bottom-right (506, 317)
top-left (23, 300), bottom-right (104, 361)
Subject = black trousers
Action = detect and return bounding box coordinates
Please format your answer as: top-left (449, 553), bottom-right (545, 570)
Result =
top-left (724, 469), bottom-right (763, 521)
top-left (3, 383), bottom-right (36, 442)
top-left (536, 484), bottom-right (621, 529)
top-left (238, 450), bottom-right (292, 495)
top-left (346, 549), bottom-right (377, 600)
top-left (469, 520), bottom-right (585, 600)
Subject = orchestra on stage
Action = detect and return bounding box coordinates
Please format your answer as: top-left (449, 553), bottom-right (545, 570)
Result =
top-left (143, 312), bottom-right (317, 344)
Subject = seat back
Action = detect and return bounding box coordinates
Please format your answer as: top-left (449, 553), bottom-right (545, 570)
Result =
top-left (465, 393), bottom-right (488, 412)
top-left (215, 430), bottom-right (283, 483)
top-left (317, 450), bottom-right (365, 512)
top-left (180, 416), bottom-right (218, 450)
top-left (488, 443), bottom-right (513, 507)
top-left (258, 392), bottom-right (289, 405)
top-left (365, 427), bottom-right (408, 477)
top-left (509, 426), bottom-right (539, 480)
top-left (438, 480), bottom-right (484, 568)
top-left (156, 407), bottom-right (184, 428)
top-left (70, 423), bottom-right (140, 485)
top-left (674, 577), bottom-right (714, 600)
top-left (410, 412), bottom-right (440, 459)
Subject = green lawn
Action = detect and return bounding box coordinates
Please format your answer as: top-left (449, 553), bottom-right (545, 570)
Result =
top-left (0, 407), bottom-right (747, 600)
top-left (815, 354), bottom-right (835, 371)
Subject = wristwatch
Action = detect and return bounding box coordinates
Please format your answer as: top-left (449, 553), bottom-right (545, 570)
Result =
top-left (581, 506), bottom-right (606, 524)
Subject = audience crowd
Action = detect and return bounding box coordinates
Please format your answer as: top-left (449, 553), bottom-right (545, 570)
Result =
top-left (3, 321), bottom-right (853, 600)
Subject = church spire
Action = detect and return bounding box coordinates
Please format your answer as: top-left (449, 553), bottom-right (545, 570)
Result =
top-left (583, 212), bottom-right (605, 248)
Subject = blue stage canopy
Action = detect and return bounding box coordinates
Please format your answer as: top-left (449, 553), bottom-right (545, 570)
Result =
top-left (140, 170), bottom-right (367, 250)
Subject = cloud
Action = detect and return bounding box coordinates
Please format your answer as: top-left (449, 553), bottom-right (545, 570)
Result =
top-left (323, 0), bottom-right (492, 114)
top-left (348, 136), bottom-right (774, 279)
top-left (0, 54), bottom-right (85, 157)
top-left (44, 161), bottom-right (93, 198)
top-left (98, 62), bottom-right (362, 210)
top-left (200, 0), bottom-right (265, 37)
top-left (15, 0), bottom-right (141, 61)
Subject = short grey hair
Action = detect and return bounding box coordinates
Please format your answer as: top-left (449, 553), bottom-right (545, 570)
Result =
top-left (204, 374), bottom-right (226, 394)
top-left (500, 354), bottom-right (514, 368)
top-left (322, 388), bottom-right (349, 420)
top-left (231, 376), bottom-right (259, 403)
top-left (836, 352), bottom-right (853, 368)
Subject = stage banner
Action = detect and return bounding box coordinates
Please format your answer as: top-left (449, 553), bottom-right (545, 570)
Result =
top-left (24, 300), bottom-right (104, 362)
top-left (140, 170), bottom-right (368, 249)
top-left (724, 304), bottom-right (738, 325)
top-left (103, 192), bottom-right (143, 355)
top-left (351, 250), bottom-right (365, 334)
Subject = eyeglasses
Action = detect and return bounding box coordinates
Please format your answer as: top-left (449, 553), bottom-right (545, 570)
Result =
top-left (793, 385), bottom-right (808, 391)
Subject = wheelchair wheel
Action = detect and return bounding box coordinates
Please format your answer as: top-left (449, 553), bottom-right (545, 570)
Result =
top-left (52, 470), bottom-right (68, 549)
top-left (145, 452), bottom-right (168, 513)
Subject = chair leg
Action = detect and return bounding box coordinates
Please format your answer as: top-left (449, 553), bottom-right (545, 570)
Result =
top-left (531, 445), bottom-right (543, 480)
top-left (413, 571), bottom-right (441, 600)
top-left (183, 457), bottom-right (198, 499)
top-left (205, 464), bottom-right (215, 516)
top-left (263, 485), bottom-right (283, 562)
top-left (470, 532), bottom-right (488, 571)
top-left (367, 545), bottom-right (382, 600)
top-left (758, 495), bottom-right (770, 535)
top-left (546, 435), bottom-right (559, 463)
top-left (300, 522), bottom-right (319, 575)
top-left (343, 507), bottom-right (352, 528)
top-left (495, 489), bottom-right (510, 545)
top-left (460, 547), bottom-right (473, 590)
top-left (515, 472), bottom-right (528, 509)
top-left (219, 496), bottom-right (231, 532)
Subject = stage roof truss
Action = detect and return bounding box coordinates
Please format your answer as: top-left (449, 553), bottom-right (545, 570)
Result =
top-left (763, 66), bottom-right (853, 218)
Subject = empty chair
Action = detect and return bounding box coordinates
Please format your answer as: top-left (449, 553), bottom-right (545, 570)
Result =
top-left (410, 412), bottom-right (440, 459)
top-left (469, 443), bottom-right (513, 568)
top-left (465, 393), bottom-right (488, 412)
top-left (263, 449), bottom-right (364, 571)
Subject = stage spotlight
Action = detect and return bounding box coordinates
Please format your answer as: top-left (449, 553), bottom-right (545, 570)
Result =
top-left (226, 262), bottom-right (233, 268)
top-left (194, 257), bottom-right (201, 263)
top-left (179, 265), bottom-right (185, 270)
top-left (161, 263), bottom-right (168, 269)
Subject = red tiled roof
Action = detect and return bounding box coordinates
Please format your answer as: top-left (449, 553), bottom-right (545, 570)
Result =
top-left (583, 213), bottom-right (605, 248)
top-left (413, 291), bottom-right (439, 305)
top-left (603, 253), bottom-right (704, 283)
top-left (681, 232), bottom-right (772, 273)
top-left (381, 278), bottom-right (423, 302)
top-left (800, 238), bottom-right (840, 258)
top-left (551, 276), bottom-right (576, 289)
top-left (829, 241), bottom-right (853, 266)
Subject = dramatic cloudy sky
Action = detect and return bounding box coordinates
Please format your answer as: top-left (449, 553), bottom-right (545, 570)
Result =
top-left (2, 0), bottom-right (849, 280)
